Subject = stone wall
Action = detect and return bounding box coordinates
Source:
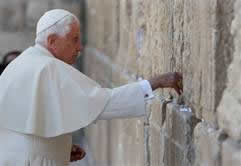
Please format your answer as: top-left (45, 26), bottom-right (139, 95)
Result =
top-left (84, 0), bottom-right (241, 165)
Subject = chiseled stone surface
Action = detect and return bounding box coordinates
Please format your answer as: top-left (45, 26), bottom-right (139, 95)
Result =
top-left (84, 0), bottom-right (239, 165)
top-left (218, 0), bottom-right (241, 141)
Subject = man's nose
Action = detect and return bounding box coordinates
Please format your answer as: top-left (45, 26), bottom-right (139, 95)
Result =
top-left (77, 43), bottom-right (84, 52)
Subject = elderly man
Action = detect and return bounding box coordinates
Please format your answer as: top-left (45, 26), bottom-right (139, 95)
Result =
top-left (0, 9), bottom-right (182, 166)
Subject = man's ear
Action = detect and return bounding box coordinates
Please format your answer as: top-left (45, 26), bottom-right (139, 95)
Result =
top-left (47, 34), bottom-right (58, 49)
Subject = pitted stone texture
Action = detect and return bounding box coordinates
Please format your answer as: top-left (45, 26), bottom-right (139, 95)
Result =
top-left (136, 0), bottom-right (175, 80)
top-left (217, 0), bottom-right (241, 141)
top-left (194, 122), bottom-right (223, 166)
top-left (222, 139), bottom-right (241, 166)
top-left (183, 0), bottom-right (218, 126)
top-left (165, 104), bottom-right (198, 147)
top-left (84, 0), bottom-right (237, 165)
top-left (162, 103), bottom-right (199, 166)
top-left (146, 99), bottom-right (164, 166)
top-left (183, 0), bottom-right (234, 127)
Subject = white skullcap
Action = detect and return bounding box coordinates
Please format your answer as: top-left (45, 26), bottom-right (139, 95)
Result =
top-left (36, 9), bottom-right (73, 35)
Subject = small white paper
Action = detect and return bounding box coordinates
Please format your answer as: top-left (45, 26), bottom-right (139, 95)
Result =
top-left (180, 107), bottom-right (192, 113)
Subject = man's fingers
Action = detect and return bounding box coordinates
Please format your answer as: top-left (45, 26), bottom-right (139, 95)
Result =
top-left (70, 145), bottom-right (86, 162)
top-left (174, 86), bottom-right (181, 95)
top-left (70, 154), bottom-right (85, 162)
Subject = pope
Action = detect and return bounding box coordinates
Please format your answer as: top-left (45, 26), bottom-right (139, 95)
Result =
top-left (0, 9), bottom-right (182, 166)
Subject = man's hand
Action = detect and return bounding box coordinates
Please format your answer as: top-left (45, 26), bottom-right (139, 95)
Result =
top-left (148, 72), bottom-right (183, 95)
top-left (70, 144), bottom-right (86, 162)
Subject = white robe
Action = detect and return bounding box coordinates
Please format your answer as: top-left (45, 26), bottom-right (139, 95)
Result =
top-left (0, 45), bottom-right (146, 165)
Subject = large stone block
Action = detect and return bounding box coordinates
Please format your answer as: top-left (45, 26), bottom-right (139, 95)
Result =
top-left (217, 0), bottom-right (241, 141)
top-left (165, 103), bottom-right (199, 147)
top-left (222, 139), bottom-right (241, 166)
top-left (145, 99), bottom-right (164, 166)
top-left (183, 0), bottom-right (218, 126)
top-left (194, 122), bottom-right (224, 166)
top-left (163, 102), bottom-right (200, 166)
top-left (108, 118), bottom-right (145, 166)
top-left (182, 0), bottom-right (234, 128)
top-left (136, 0), bottom-right (175, 79)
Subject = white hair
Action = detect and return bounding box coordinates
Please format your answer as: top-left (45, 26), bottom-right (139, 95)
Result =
top-left (35, 15), bottom-right (79, 45)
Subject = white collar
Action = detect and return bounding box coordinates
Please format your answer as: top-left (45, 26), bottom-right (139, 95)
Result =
top-left (34, 44), bottom-right (55, 58)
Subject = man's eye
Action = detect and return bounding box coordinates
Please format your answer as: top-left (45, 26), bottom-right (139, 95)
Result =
top-left (74, 37), bottom-right (79, 42)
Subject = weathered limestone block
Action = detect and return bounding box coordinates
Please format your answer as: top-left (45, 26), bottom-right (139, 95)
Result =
top-left (137, 0), bottom-right (174, 79)
top-left (222, 139), bottom-right (241, 166)
top-left (183, 0), bottom-right (234, 128)
top-left (217, 0), bottom-right (241, 141)
top-left (165, 103), bottom-right (198, 147)
top-left (183, 0), bottom-right (218, 126)
top-left (163, 102), bottom-right (199, 166)
top-left (194, 122), bottom-right (225, 166)
top-left (108, 118), bottom-right (145, 166)
top-left (84, 0), bottom-right (236, 165)
top-left (145, 99), bottom-right (164, 166)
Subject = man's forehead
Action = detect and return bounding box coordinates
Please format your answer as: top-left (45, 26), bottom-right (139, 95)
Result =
top-left (66, 23), bottom-right (81, 38)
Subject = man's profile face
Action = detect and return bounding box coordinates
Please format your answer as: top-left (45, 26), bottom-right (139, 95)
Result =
top-left (54, 21), bottom-right (84, 64)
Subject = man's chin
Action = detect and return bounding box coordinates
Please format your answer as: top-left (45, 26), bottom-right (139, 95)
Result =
top-left (70, 57), bottom-right (78, 65)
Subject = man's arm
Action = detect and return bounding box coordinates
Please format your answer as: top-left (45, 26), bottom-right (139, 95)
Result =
top-left (97, 72), bottom-right (183, 120)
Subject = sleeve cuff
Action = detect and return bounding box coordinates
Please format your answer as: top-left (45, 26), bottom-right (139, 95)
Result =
top-left (139, 80), bottom-right (154, 100)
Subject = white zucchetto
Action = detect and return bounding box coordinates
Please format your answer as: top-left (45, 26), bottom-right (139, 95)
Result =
top-left (36, 9), bottom-right (73, 35)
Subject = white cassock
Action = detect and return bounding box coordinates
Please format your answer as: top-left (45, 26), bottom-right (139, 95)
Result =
top-left (0, 44), bottom-right (153, 166)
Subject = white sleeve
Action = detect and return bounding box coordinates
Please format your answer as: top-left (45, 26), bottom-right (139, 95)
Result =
top-left (139, 80), bottom-right (154, 100)
top-left (97, 82), bottom-right (147, 120)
